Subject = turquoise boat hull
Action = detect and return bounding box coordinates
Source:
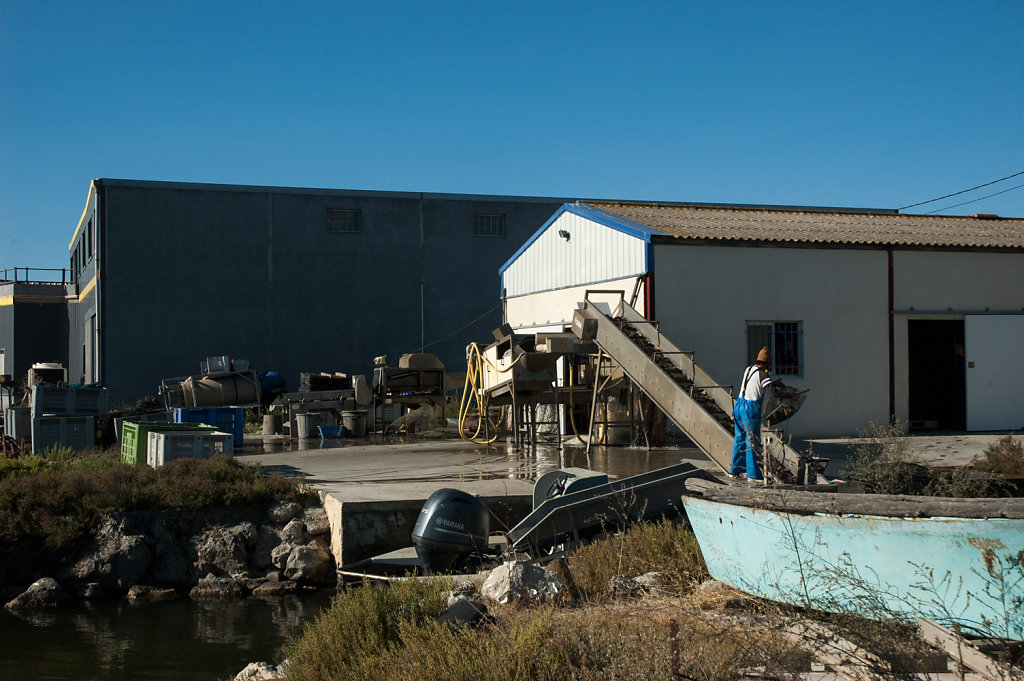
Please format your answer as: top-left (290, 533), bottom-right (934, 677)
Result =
top-left (683, 493), bottom-right (1024, 640)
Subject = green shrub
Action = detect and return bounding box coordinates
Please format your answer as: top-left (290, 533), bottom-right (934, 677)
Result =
top-left (285, 578), bottom-right (451, 681)
top-left (0, 455), bottom-right (305, 551)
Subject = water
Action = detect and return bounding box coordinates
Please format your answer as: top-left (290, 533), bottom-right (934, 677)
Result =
top-left (0, 592), bottom-right (333, 681)
top-left (0, 440), bottom-right (708, 680)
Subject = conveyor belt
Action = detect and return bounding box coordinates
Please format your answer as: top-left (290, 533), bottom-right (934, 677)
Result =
top-left (573, 299), bottom-right (808, 480)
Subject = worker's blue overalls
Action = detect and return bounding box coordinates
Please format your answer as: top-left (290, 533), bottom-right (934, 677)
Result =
top-left (731, 365), bottom-right (766, 480)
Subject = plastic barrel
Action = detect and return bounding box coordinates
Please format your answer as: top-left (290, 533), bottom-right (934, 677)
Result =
top-left (341, 410), bottom-right (367, 437)
top-left (262, 413), bottom-right (282, 435)
top-left (294, 413), bottom-right (320, 439)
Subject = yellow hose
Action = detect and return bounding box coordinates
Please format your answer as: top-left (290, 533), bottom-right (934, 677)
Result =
top-left (458, 342), bottom-right (523, 444)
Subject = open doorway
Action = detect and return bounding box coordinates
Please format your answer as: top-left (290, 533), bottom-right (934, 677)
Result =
top-left (908, 319), bottom-right (965, 431)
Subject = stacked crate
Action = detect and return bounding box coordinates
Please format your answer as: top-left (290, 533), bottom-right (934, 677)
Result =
top-left (30, 385), bottom-right (109, 455)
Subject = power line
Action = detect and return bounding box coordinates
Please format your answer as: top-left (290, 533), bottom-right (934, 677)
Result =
top-left (898, 170), bottom-right (1024, 210)
top-left (925, 181), bottom-right (1024, 215)
top-left (421, 303), bottom-right (501, 350)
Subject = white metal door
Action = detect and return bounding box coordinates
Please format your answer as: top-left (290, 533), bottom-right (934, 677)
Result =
top-left (965, 315), bottom-right (1024, 431)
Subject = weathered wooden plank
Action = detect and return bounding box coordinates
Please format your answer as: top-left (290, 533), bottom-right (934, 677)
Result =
top-left (916, 618), bottom-right (1021, 681)
top-left (683, 478), bottom-right (1024, 519)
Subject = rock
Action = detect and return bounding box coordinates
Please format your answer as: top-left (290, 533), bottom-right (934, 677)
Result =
top-left (283, 544), bottom-right (334, 585)
top-left (234, 661), bottom-right (286, 680)
top-left (5, 578), bottom-right (72, 610)
top-left (127, 585), bottom-right (179, 603)
top-left (301, 506), bottom-right (330, 536)
top-left (447, 580), bottom-right (477, 606)
top-left (189, 575), bottom-right (247, 600)
top-left (695, 578), bottom-right (744, 610)
top-left (480, 561), bottom-right (563, 604)
top-left (252, 580), bottom-right (299, 597)
top-left (191, 523), bottom-right (258, 577)
top-left (634, 571), bottom-right (671, 593)
top-left (280, 519), bottom-right (308, 545)
top-left (78, 582), bottom-right (110, 601)
top-left (270, 543), bottom-right (295, 570)
top-left (544, 558), bottom-right (577, 595)
top-left (269, 501), bottom-right (302, 524)
top-left (69, 517), bottom-right (152, 591)
top-left (608, 574), bottom-right (642, 599)
top-left (146, 546), bottom-right (195, 587)
top-left (437, 598), bottom-right (490, 630)
top-left (250, 526), bottom-right (283, 570)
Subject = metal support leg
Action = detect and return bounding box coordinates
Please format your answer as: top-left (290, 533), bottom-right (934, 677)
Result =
top-left (586, 351), bottom-right (605, 456)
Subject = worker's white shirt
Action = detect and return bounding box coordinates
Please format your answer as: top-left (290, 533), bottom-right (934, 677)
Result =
top-left (738, 365), bottom-right (773, 402)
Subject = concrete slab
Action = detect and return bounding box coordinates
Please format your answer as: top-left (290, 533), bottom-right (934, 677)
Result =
top-left (797, 433), bottom-right (1020, 478)
top-left (236, 436), bottom-right (715, 566)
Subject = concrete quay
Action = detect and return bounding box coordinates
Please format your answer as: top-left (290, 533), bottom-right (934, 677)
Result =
top-left (236, 436), bottom-right (713, 567)
top-left (237, 431), bottom-right (1017, 568)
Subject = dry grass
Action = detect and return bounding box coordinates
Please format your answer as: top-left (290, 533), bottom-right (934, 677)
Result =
top-left (974, 434), bottom-right (1024, 477)
top-left (566, 517), bottom-right (708, 596)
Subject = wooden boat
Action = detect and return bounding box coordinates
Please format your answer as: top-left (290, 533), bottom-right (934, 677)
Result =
top-left (682, 479), bottom-right (1024, 641)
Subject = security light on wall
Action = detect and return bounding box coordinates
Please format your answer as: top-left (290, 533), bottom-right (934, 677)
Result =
top-left (558, 230), bottom-right (570, 241)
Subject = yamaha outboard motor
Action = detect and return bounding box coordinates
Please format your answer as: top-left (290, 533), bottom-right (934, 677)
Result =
top-left (412, 488), bottom-right (489, 574)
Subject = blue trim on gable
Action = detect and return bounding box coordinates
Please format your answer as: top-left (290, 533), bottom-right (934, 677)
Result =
top-left (568, 203), bottom-right (666, 242)
top-left (497, 203), bottom-right (667, 278)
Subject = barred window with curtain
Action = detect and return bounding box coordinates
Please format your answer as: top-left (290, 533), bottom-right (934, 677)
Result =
top-left (746, 321), bottom-right (802, 377)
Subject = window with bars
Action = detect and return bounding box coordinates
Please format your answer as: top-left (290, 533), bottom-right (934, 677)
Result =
top-left (326, 208), bottom-right (362, 233)
top-left (746, 321), bottom-right (802, 377)
top-left (473, 213), bottom-right (506, 237)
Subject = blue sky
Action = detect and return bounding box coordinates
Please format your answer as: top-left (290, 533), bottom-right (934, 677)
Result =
top-left (2, 1), bottom-right (1022, 269)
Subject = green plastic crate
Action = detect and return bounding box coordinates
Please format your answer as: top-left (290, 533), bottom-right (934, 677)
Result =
top-left (121, 421), bottom-right (216, 465)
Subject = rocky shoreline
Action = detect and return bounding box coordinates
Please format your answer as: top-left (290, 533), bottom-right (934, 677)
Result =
top-left (2, 495), bottom-right (337, 610)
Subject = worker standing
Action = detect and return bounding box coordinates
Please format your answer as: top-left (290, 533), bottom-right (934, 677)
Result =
top-left (730, 347), bottom-right (784, 483)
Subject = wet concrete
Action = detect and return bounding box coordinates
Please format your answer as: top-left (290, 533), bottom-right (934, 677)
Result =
top-left (235, 435), bottom-right (717, 565)
top-left (235, 436), bottom-right (715, 501)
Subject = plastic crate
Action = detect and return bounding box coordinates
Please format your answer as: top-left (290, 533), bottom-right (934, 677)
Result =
top-left (174, 407), bottom-right (244, 446)
top-left (31, 385), bottom-right (109, 416)
top-left (147, 430), bottom-right (233, 468)
top-left (31, 415), bottom-right (95, 455)
top-left (121, 421), bottom-right (216, 466)
top-left (4, 407), bottom-right (31, 440)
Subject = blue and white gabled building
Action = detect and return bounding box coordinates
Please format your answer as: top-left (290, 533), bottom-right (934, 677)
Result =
top-left (500, 201), bottom-right (1024, 437)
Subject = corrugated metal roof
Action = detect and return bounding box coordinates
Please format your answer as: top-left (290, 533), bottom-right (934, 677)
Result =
top-left (586, 202), bottom-right (1024, 249)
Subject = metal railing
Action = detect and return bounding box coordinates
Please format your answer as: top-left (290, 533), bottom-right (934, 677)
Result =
top-left (0, 267), bottom-right (70, 285)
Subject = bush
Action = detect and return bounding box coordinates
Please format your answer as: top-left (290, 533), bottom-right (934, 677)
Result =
top-left (0, 454), bottom-right (305, 552)
top-left (566, 517), bottom-right (707, 596)
top-left (843, 422), bottom-right (926, 495)
top-left (285, 578), bottom-right (452, 681)
top-left (973, 434), bottom-right (1024, 477)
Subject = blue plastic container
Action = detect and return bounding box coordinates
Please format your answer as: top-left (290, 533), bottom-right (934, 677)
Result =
top-left (174, 406), bottom-right (244, 446)
top-left (318, 425), bottom-right (345, 439)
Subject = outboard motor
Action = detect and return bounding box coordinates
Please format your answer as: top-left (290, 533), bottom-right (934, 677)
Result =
top-left (412, 488), bottom-right (489, 574)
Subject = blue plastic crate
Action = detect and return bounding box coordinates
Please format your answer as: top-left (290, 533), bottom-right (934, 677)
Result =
top-left (173, 407), bottom-right (244, 446)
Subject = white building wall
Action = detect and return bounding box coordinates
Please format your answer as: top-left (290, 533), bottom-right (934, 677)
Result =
top-left (652, 243), bottom-right (890, 437)
top-left (505, 276), bottom-right (645, 330)
top-left (502, 211), bottom-right (647, 298)
top-left (891, 251), bottom-right (1024, 428)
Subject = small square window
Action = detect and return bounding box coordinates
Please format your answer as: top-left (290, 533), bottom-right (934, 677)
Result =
top-left (746, 321), bottom-right (802, 377)
top-left (473, 213), bottom-right (506, 238)
top-left (327, 209), bottom-right (362, 233)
